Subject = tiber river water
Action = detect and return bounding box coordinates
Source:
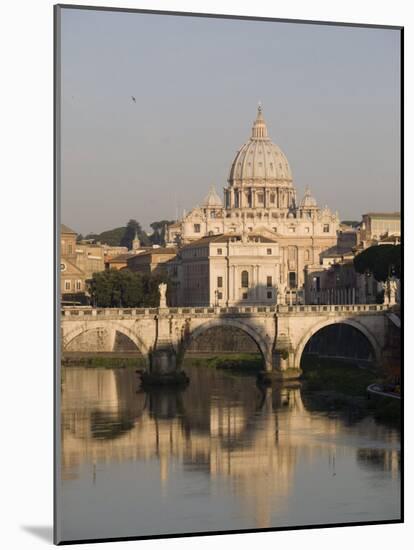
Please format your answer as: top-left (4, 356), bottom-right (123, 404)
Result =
top-left (59, 363), bottom-right (401, 542)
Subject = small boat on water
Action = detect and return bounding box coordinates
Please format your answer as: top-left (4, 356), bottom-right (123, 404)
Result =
top-left (367, 383), bottom-right (401, 400)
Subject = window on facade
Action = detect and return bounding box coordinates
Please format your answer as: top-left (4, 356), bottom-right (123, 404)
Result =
top-left (68, 244), bottom-right (73, 254)
top-left (194, 224), bottom-right (201, 233)
top-left (242, 292), bottom-right (248, 300)
top-left (65, 280), bottom-right (71, 291)
top-left (248, 227), bottom-right (253, 232)
top-left (270, 193), bottom-right (275, 203)
top-left (217, 276), bottom-right (223, 288)
top-left (288, 272), bottom-right (297, 289)
top-left (267, 248), bottom-right (272, 255)
top-left (217, 248), bottom-right (222, 255)
top-left (241, 270), bottom-right (249, 288)
top-left (305, 227), bottom-right (310, 233)
top-left (289, 226), bottom-right (295, 233)
top-left (76, 280), bottom-right (82, 291)
top-left (217, 291), bottom-right (223, 300)
top-left (257, 193), bottom-right (264, 203)
top-left (267, 291), bottom-right (272, 299)
top-left (273, 227), bottom-right (277, 232)
top-left (305, 249), bottom-right (310, 261)
top-left (323, 224), bottom-right (330, 233)
top-left (210, 211), bottom-right (216, 218)
top-left (267, 276), bottom-right (272, 287)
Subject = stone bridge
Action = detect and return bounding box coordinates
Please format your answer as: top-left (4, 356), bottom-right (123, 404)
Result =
top-left (61, 303), bottom-right (393, 381)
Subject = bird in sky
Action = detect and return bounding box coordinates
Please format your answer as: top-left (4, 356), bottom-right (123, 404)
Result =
top-left (131, 96), bottom-right (136, 103)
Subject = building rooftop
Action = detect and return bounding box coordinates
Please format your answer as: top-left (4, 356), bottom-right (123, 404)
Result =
top-left (363, 212), bottom-right (400, 218)
top-left (128, 248), bottom-right (177, 258)
top-left (61, 223), bottom-right (77, 234)
top-left (181, 232), bottom-right (278, 248)
top-left (107, 253), bottom-right (137, 263)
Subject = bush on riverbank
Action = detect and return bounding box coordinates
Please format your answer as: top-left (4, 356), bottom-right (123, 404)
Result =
top-left (182, 353), bottom-right (263, 373)
top-left (301, 355), bottom-right (401, 427)
top-left (62, 354), bottom-right (146, 369)
top-left (301, 355), bottom-right (377, 396)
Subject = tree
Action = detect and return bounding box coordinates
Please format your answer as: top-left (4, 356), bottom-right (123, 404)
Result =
top-left (88, 269), bottom-right (169, 308)
top-left (353, 244), bottom-right (401, 282)
top-left (120, 219), bottom-right (151, 249)
top-left (149, 220), bottom-right (175, 246)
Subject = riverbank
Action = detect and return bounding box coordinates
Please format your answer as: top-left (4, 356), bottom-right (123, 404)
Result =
top-left (300, 355), bottom-right (401, 427)
top-left (61, 353), bottom-right (146, 369)
top-left (182, 353), bottom-right (263, 374)
top-left (61, 352), bottom-right (263, 372)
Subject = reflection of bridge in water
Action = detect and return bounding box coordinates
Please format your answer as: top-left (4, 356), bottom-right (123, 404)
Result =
top-left (61, 304), bottom-right (393, 380)
top-left (61, 367), bottom-right (400, 529)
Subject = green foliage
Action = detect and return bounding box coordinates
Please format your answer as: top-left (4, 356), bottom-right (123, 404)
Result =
top-left (96, 227), bottom-right (127, 246)
top-left (301, 355), bottom-right (377, 396)
top-left (353, 244), bottom-right (401, 282)
top-left (120, 219), bottom-right (151, 249)
top-left (88, 269), bottom-right (168, 308)
top-left (149, 220), bottom-right (175, 246)
top-left (182, 353), bottom-right (263, 372)
top-left (85, 221), bottom-right (151, 248)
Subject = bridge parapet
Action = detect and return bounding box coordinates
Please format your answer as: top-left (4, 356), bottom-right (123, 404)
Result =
top-left (277, 304), bottom-right (387, 315)
top-left (61, 303), bottom-right (388, 319)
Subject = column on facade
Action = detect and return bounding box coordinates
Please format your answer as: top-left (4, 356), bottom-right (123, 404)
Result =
top-left (256, 265), bottom-right (260, 300)
top-left (231, 265), bottom-right (236, 302)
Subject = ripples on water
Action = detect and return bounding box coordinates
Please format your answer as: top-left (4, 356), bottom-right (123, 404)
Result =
top-left (59, 363), bottom-right (401, 542)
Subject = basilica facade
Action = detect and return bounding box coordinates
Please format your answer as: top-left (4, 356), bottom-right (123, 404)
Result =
top-left (167, 106), bottom-right (340, 304)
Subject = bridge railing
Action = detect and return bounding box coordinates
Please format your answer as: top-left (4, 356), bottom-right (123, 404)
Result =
top-left (61, 303), bottom-right (388, 318)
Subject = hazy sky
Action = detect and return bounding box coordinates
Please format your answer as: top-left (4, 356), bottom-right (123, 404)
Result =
top-left (60, 8), bottom-right (401, 235)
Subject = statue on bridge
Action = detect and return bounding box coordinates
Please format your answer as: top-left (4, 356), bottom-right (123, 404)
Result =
top-left (158, 282), bottom-right (167, 309)
top-left (388, 277), bottom-right (398, 306)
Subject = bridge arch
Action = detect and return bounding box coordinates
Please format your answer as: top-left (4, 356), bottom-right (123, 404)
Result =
top-left (63, 322), bottom-right (150, 366)
top-left (294, 318), bottom-right (382, 370)
top-left (181, 318), bottom-right (273, 369)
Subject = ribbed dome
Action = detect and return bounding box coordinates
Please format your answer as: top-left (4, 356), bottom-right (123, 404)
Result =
top-left (228, 105), bottom-right (293, 185)
top-left (300, 187), bottom-right (318, 208)
top-left (202, 185), bottom-right (222, 207)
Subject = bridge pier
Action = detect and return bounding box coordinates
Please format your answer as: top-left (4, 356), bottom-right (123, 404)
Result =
top-left (258, 349), bottom-right (302, 384)
top-left (141, 311), bottom-right (189, 387)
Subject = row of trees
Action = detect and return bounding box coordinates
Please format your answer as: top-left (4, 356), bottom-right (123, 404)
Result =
top-left (353, 244), bottom-right (401, 282)
top-left (80, 219), bottom-right (175, 249)
top-left (88, 270), bottom-right (168, 308)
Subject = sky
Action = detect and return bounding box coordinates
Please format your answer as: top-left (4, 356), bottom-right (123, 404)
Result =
top-left (59, 8), bottom-right (401, 235)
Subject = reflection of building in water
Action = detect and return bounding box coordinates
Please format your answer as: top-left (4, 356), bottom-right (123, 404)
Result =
top-left (357, 447), bottom-right (400, 480)
top-left (61, 367), bottom-right (400, 529)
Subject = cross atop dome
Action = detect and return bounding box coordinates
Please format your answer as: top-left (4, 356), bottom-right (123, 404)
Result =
top-left (252, 103), bottom-right (268, 139)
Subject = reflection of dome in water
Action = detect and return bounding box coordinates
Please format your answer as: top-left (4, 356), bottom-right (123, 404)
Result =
top-left (228, 104), bottom-right (293, 185)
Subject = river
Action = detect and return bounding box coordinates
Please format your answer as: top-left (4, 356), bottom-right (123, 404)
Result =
top-left (59, 363), bottom-right (401, 542)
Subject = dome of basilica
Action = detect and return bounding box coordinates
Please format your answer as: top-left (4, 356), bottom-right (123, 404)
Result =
top-left (300, 187), bottom-right (318, 208)
top-left (228, 105), bottom-right (293, 185)
top-left (202, 185), bottom-right (223, 207)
